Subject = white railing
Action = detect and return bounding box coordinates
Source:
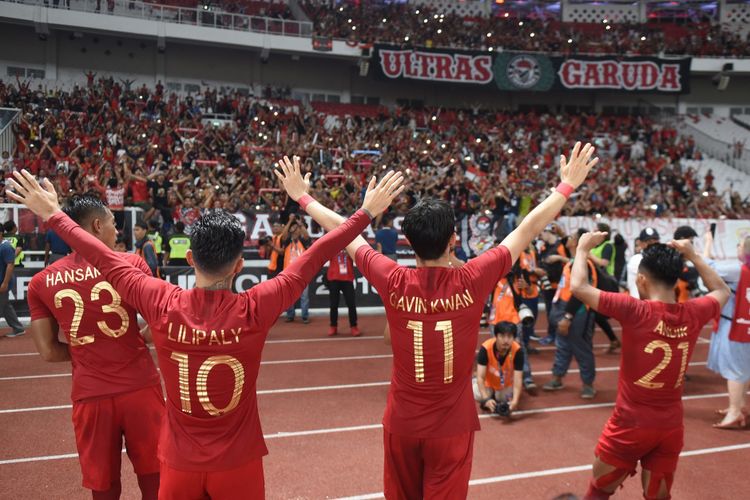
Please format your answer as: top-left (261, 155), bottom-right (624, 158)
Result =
top-left (0, 108), bottom-right (21, 156)
top-left (673, 118), bottom-right (750, 175)
top-left (2, 0), bottom-right (313, 38)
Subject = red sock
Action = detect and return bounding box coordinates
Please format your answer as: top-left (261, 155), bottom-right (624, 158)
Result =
top-left (584, 480), bottom-right (613, 500)
top-left (91, 480), bottom-right (121, 500)
top-left (137, 473), bottom-right (160, 500)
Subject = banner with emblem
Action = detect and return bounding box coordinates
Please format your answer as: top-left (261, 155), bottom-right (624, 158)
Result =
top-left (371, 45), bottom-right (691, 94)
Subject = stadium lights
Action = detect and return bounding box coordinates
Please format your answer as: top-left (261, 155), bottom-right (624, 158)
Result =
top-left (532, 164), bottom-right (539, 170)
top-left (489, 47), bottom-right (494, 52)
top-left (352, 26), bottom-right (357, 30)
top-left (650, 204), bottom-right (658, 210)
top-left (339, 7), bottom-right (343, 12)
top-left (441, 144), bottom-right (447, 149)
top-left (504, 13), bottom-right (509, 18)
top-left (253, 116), bottom-right (259, 121)
top-left (347, 18), bottom-right (352, 24)
top-left (261, 121), bottom-right (266, 125)
top-left (530, 33), bottom-right (535, 38)
top-left (382, 165), bottom-right (387, 170)
top-left (415, 9), bottom-right (420, 14)
top-left (375, 143), bottom-right (380, 148)
top-left (464, 156), bottom-right (471, 161)
top-left (476, 138), bottom-right (482, 143)
top-left (606, 25), bottom-right (611, 30)
top-left (641, 35), bottom-right (646, 41)
top-left (431, 116), bottom-right (437, 121)
top-left (424, 19), bottom-right (428, 24)
top-left (426, 139), bottom-right (432, 144)
top-left (603, 18), bottom-right (608, 24)
top-left (487, 32), bottom-right (492, 37)
top-left (450, 158), bottom-right (456, 163)
top-left (519, 21), bottom-right (524, 26)
top-left (433, 14), bottom-right (438, 19)
top-left (382, 18), bottom-right (387, 23)
top-left (702, 191), bottom-right (709, 197)
top-left (507, 148), bottom-right (513, 154)
top-left (439, 18), bottom-right (444, 23)
top-left (595, 213), bottom-right (602, 219)
top-left (269, 106), bottom-right (273, 110)
top-left (405, 36), bottom-right (410, 41)
top-left (437, 29), bottom-right (442, 34)
top-left (568, 38), bottom-right (573, 44)
top-left (273, 112), bottom-right (279, 116)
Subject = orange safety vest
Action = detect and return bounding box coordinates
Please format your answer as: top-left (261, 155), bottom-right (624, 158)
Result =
top-left (675, 278), bottom-right (690, 303)
top-left (482, 338), bottom-right (521, 391)
top-left (489, 278), bottom-right (520, 325)
top-left (136, 240), bottom-right (161, 278)
top-left (517, 249), bottom-right (539, 299)
top-left (557, 259), bottom-right (597, 304)
top-left (283, 240), bottom-right (306, 269)
top-left (267, 235), bottom-right (282, 272)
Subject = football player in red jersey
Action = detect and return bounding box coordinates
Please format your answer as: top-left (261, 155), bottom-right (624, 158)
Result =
top-left (274, 142), bottom-right (598, 499)
top-left (10, 169), bottom-right (404, 500)
top-left (571, 232), bottom-right (730, 500)
top-left (26, 195), bottom-right (162, 500)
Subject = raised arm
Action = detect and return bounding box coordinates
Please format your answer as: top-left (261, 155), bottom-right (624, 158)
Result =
top-left (251, 164), bottom-right (405, 331)
top-left (500, 142), bottom-right (598, 263)
top-left (274, 155), bottom-right (404, 259)
top-left (571, 231), bottom-right (608, 310)
top-left (668, 239), bottom-right (730, 308)
top-left (8, 171), bottom-right (173, 324)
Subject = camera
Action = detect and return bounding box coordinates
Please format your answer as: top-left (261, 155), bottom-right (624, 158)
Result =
top-left (539, 274), bottom-right (552, 291)
top-left (518, 304), bottom-right (535, 327)
top-left (495, 401), bottom-right (511, 418)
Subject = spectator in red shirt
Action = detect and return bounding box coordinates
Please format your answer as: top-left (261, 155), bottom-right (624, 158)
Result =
top-left (326, 249), bottom-right (359, 337)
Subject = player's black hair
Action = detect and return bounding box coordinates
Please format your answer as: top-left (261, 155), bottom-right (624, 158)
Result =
top-left (63, 195), bottom-right (109, 226)
top-left (148, 219), bottom-right (161, 231)
top-left (174, 221), bottom-right (186, 233)
top-left (3, 220), bottom-right (17, 233)
top-left (134, 221), bottom-right (148, 230)
top-left (493, 321), bottom-right (517, 337)
top-left (596, 222), bottom-right (610, 234)
top-left (639, 243), bottom-right (684, 287)
top-left (401, 198), bottom-right (455, 261)
top-left (189, 210), bottom-right (245, 275)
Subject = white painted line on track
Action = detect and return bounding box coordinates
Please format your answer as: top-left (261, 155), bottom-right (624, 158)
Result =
top-left (1, 392), bottom-right (741, 468)
top-left (0, 352), bottom-right (37, 358)
top-left (336, 442), bottom-right (750, 500)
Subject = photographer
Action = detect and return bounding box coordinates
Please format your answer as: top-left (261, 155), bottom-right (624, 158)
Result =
top-left (474, 322), bottom-right (525, 416)
top-left (538, 224), bottom-right (569, 345)
top-left (489, 270), bottom-right (537, 392)
top-left (281, 214), bottom-right (312, 323)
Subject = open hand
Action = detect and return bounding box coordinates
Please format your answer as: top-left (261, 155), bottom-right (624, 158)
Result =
top-left (560, 142), bottom-right (599, 189)
top-left (577, 231), bottom-right (608, 254)
top-left (361, 171), bottom-right (405, 218)
top-left (6, 170), bottom-right (61, 222)
top-left (274, 155), bottom-right (311, 202)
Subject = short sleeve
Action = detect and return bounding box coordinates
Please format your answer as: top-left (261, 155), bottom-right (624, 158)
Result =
top-left (461, 245), bottom-right (512, 299)
top-left (596, 291), bottom-right (651, 327)
top-left (476, 346), bottom-right (489, 366)
top-left (355, 246), bottom-right (399, 293)
top-left (28, 274), bottom-right (53, 320)
top-left (688, 295), bottom-right (721, 329)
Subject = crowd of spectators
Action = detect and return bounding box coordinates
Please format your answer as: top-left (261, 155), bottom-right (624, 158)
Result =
top-left (303, 1), bottom-right (750, 57)
top-left (0, 77), bottom-right (748, 248)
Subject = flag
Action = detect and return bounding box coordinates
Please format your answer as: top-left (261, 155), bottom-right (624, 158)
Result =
top-left (464, 165), bottom-right (486, 182)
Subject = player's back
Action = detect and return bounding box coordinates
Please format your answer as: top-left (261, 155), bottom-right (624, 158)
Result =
top-left (149, 285), bottom-right (282, 471)
top-left (598, 292), bottom-right (720, 428)
top-left (357, 245), bottom-right (512, 438)
top-left (27, 253), bottom-right (160, 402)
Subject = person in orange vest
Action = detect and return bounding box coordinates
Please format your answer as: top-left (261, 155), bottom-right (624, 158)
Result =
top-left (488, 270), bottom-right (537, 392)
top-left (543, 228), bottom-right (599, 399)
top-left (134, 221), bottom-right (159, 277)
top-left (474, 321), bottom-right (525, 416)
top-left (265, 222), bottom-right (286, 278)
top-left (282, 214), bottom-right (311, 323)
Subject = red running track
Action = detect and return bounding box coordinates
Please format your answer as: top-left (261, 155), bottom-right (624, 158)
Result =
top-left (0, 316), bottom-right (748, 499)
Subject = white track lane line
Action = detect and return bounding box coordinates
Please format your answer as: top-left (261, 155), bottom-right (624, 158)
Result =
top-left (335, 442), bottom-right (750, 500)
top-left (0, 360), bottom-right (710, 391)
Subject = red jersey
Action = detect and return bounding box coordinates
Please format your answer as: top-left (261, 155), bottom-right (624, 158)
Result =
top-left (597, 292), bottom-right (720, 429)
top-left (130, 180), bottom-right (149, 203)
top-left (27, 252), bottom-right (160, 402)
top-left (326, 250), bottom-right (354, 281)
top-left (47, 210), bottom-right (372, 471)
top-left (356, 245), bottom-right (512, 438)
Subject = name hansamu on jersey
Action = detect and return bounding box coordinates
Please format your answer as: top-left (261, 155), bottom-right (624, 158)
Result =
top-left (27, 253), bottom-right (160, 402)
top-left (356, 245), bottom-right (512, 438)
top-left (597, 291), bottom-right (720, 429)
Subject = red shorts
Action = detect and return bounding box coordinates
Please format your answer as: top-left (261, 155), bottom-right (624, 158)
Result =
top-left (383, 430), bottom-right (474, 500)
top-left (159, 458), bottom-right (265, 500)
top-left (595, 418), bottom-right (684, 473)
top-left (72, 385), bottom-right (164, 491)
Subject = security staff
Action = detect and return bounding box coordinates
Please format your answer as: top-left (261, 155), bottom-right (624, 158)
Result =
top-left (3, 221), bottom-right (24, 267)
top-left (147, 219), bottom-right (164, 266)
top-left (165, 222), bottom-right (191, 267)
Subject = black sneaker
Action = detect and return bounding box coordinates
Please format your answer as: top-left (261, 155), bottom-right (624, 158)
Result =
top-left (303, 318), bottom-right (310, 324)
top-left (5, 330), bottom-right (25, 338)
top-left (285, 317), bottom-right (294, 323)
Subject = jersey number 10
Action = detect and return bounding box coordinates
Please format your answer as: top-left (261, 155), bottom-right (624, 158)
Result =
top-left (407, 320), bottom-right (454, 384)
